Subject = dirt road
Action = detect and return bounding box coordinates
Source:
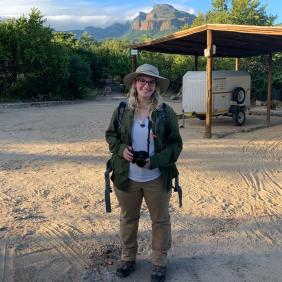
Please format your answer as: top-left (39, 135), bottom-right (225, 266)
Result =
top-left (0, 100), bottom-right (281, 281)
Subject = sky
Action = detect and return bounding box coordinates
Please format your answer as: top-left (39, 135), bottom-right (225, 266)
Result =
top-left (0, 0), bottom-right (281, 31)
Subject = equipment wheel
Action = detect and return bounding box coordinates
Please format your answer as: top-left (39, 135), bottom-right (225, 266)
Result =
top-left (232, 109), bottom-right (246, 126)
top-left (197, 114), bottom-right (206, 121)
top-left (232, 87), bottom-right (246, 104)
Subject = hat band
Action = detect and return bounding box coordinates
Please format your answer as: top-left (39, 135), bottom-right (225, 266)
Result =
top-left (138, 71), bottom-right (159, 77)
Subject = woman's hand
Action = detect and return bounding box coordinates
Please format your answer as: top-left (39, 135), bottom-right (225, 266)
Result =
top-left (123, 146), bottom-right (133, 161)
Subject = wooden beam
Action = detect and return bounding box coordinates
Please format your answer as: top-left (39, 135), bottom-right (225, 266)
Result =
top-left (207, 24), bottom-right (282, 36)
top-left (195, 55), bottom-right (198, 71)
top-left (131, 55), bottom-right (137, 72)
top-left (235, 58), bottom-right (240, 71)
top-left (137, 37), bottom-right (268, 57)
top-left (132, 24), bottom-right (282, 50)
top-left (205, 29), bottom-right (213, 138)
top-left (267, 53), bottom-right (272, 126)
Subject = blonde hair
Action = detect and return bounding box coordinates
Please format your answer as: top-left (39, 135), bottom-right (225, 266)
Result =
top-left (127, 79), bottom-right (162, 119)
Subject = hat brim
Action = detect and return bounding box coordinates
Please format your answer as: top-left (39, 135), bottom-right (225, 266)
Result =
top-left (123, 71), bottom-right (169, 93)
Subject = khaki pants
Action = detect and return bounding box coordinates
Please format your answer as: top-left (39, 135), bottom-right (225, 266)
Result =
top-left (114, 177), bottom-right (171, 266)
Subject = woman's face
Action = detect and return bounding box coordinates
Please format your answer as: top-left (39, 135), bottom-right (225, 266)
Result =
top-left (134, 75), bottom-right (157, 99)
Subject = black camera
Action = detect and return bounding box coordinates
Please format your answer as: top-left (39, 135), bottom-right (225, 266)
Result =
top-left (131, 150), bottom-right (149, 168)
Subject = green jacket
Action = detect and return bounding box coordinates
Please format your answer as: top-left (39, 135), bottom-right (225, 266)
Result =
top-left (105, 103), bottom-right (183, 191)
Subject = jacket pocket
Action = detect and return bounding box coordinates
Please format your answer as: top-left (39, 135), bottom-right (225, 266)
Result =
top-left (111, 153), bottom-right (129, 189)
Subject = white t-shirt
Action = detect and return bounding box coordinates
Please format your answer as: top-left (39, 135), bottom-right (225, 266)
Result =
top-left (128, 118), bottom-right (161, 182)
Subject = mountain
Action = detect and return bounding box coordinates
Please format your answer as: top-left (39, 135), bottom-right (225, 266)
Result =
top-left (131, 4), bottom-right (195, 32)
top-left (68, 22), bottom-right (131, 40)
top-left (66, 4), bottom-right (196, 41)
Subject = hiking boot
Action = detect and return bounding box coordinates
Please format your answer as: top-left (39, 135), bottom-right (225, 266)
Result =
top-left (116, 260), bottom-right (136, 278)
top-left (151, 265), bottom-right (167, 282)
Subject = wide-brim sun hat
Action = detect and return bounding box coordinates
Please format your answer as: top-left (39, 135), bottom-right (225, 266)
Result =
top-left (123, 64), bottom-right (170, 93)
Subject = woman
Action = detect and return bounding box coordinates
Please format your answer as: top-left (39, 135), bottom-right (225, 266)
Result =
top-left (105, 64), bottom-right (182, 282)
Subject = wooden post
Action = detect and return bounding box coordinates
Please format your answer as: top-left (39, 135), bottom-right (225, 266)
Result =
top-left (235, 58), bottom-right (240, 71)
top-left (131, 55), bottom-right (137, 72)
top-left (205, 30), bottom-right (213, 138)
top-left (266, 53), bottom-right (272, 126)
top-left (195, 55), bottom-right (198, 71)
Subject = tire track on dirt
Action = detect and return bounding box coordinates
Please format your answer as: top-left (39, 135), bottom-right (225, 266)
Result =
top-left (39, 222), bottom-right (90, 272)
top-left (179, 159), bottom-right (222, 209)
top-left (0, 244), bottom-right (15, 282)
top-left (240, 136), bottom-right (282, 246)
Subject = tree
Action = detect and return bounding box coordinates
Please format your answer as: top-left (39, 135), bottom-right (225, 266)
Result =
top-left (0, 9), bottom-right (69, 100)
top-left (205, 0), bottom-right (230, 24)
top-left (67, 54), bottom-right (91, 99)
top-left (212, 0), bottom-right (228, 11)
top-left (91, 39), bottom-right (131, 80)
top-left (230, 0), bottom-right (276, 25)
top-left (191, 0), bottom-right (276, 26)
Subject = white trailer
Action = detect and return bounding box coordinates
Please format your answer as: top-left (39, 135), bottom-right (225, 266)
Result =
top-left (182, 70), bottom-right (251, 125)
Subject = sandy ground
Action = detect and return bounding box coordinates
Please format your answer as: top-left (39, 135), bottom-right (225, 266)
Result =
top-left (0, 98), bottom-right (282, 282)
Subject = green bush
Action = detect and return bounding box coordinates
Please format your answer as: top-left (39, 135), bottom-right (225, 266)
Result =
top-left (66, 54), bottom-right (91, 99)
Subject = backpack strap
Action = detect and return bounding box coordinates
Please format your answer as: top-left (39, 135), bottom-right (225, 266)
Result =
top-left (105, 101), bottom-right (127, 213)
top-left (156, 103), bottom-right (183, 208)
top-left (155, 102), bottom-right (168, 130)
top-left (173, 175), bottom-right (182, 208)
top-left (114, 101), bottom-right (127, 134)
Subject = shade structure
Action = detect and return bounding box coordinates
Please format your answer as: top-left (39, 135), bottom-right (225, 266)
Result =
top-left (131, 24), bottom-right (282, 58)
top-left (130, 24), bottom-right (282, 138)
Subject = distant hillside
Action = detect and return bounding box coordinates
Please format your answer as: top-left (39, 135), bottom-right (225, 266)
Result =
top-left (65, 4), bottom-right (196, 41)
top-left (68, 22), bottom-right (131, 40)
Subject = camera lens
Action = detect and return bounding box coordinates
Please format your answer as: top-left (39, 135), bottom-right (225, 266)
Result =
top-left (131, 150), bottom-right (148, 167)
top-left (136, 158), bottom-right (146, 167)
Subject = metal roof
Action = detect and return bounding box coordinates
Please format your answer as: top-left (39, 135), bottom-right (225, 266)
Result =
top-left (131, 24), bottom-right (282, 58)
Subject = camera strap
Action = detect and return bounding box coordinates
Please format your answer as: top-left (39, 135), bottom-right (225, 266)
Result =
top-left (146, 119), bottom-right (152, 154)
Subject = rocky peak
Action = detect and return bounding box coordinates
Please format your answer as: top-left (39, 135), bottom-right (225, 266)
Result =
top-left (135, 12), bottom-right (147, 21)
top-left (131, 4), bottom-right (195, 32)
top-left (150, 4), bottom-right (181, 18)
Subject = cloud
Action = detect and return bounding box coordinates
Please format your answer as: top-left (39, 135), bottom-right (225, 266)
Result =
top-left (0, 1), bottom-right (146, 30)
top-left (175, 6), bottom-right (198, 16)
top-left (46, 15), bottom-right (111, 30)
top-left (0, 1), bottom-right (198, 30)
top-left (46, 7), bottom-right (146, 30)
top-left (0, 0), bottom-right (57, 16)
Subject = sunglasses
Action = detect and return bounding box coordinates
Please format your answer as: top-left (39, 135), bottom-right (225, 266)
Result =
top-left (137, 78), bottom-right (156, 87)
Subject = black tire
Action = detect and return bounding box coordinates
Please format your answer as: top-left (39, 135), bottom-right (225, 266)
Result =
top-left (198, 115), bottom-right (206, 121)
top-left (232, 87), bottom-right (246, 104)
top-left (232, 109), bottom-right (246, 126)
